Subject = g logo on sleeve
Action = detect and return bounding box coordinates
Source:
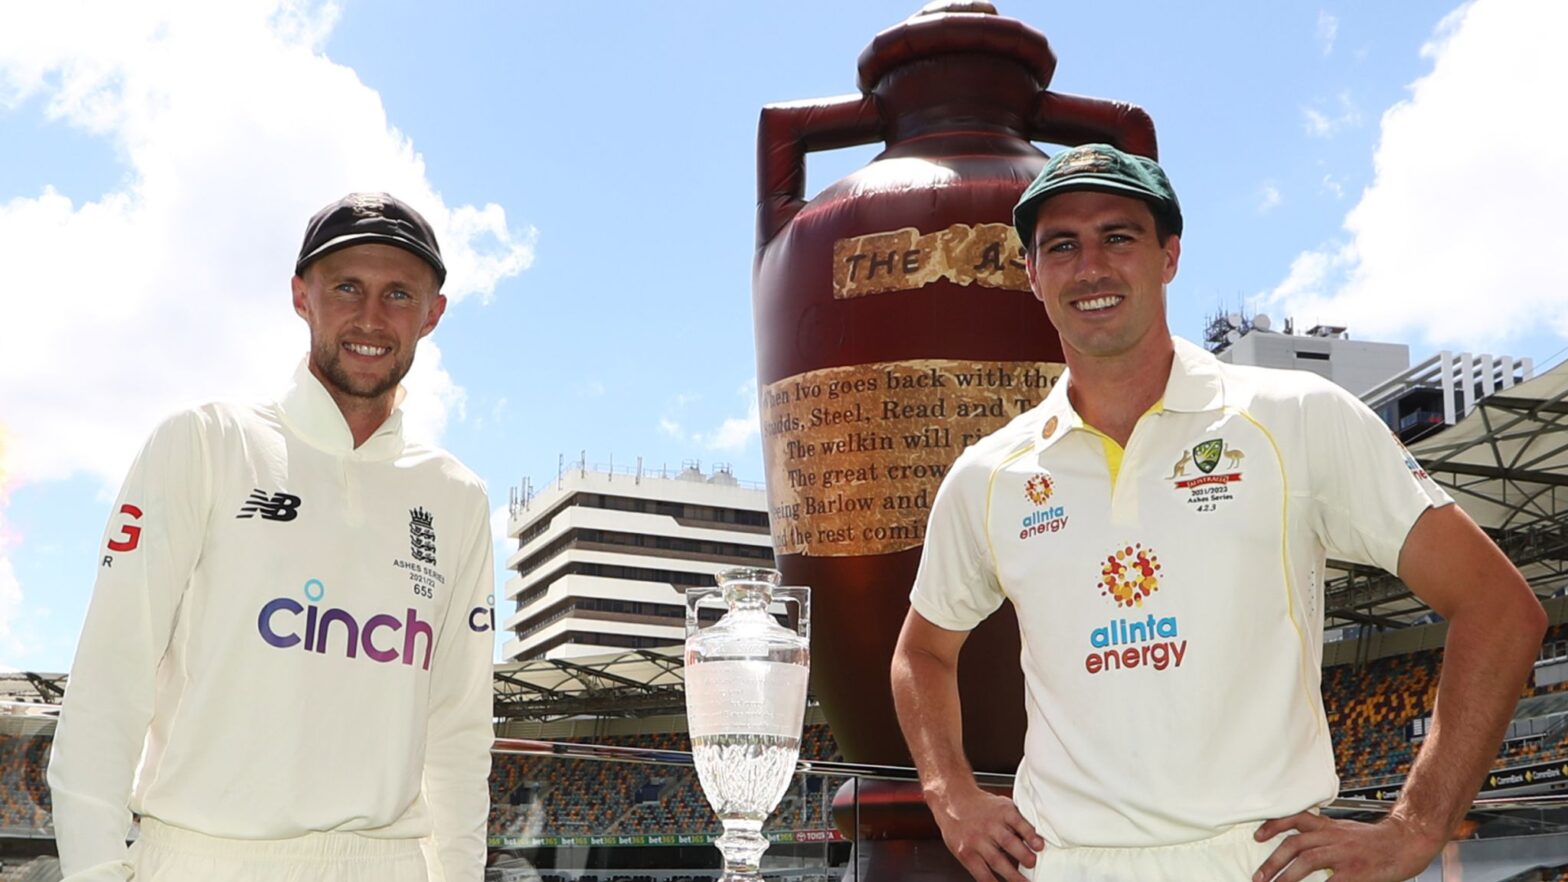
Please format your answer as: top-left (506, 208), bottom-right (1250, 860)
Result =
top-left (106, 504), bottom-right (144, 554)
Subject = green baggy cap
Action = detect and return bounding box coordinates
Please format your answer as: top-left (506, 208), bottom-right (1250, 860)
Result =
top-left (1013, 144), bottom-right (1183, 249)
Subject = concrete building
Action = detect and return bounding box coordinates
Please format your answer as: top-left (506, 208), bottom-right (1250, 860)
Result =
top-left (1214, 320), bottom-right (1410, 397)
top-left (1205, 312), bottom-right (1533, 445)
top-left (502, 460), bottom-right (774, 662)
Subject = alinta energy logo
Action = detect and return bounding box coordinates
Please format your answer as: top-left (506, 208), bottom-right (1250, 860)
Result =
top-left (1018, 471), bottom-right (1068, 540)
top-left (258, 578), bottom-right (435, 670)
top-left (1085, 543), bottom-right (1187, 675)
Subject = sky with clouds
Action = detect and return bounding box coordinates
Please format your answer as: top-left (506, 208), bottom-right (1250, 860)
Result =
top-left (1, 0), bottom-right (1564, 670)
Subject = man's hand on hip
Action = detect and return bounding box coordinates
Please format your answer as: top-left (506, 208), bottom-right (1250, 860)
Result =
top-left (929, 784), bottom-right (1045, 882)
top-left (1253, 811), bottom-right (1443, 882)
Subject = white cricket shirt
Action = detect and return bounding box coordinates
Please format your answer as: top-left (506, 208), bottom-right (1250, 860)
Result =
top-left (49, 361), bottom-right (496, 882)
top-left (911, 337), bottom-right (1452, 848)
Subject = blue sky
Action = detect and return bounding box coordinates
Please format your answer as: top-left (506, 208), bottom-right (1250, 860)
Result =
top-left (2, 0), bottom-right (1565, 671)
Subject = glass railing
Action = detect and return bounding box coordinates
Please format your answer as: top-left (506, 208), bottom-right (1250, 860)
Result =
top-left (7, 723), bottom-right (1568, 880)
top-left (488, 737), bottom-right (852, 881)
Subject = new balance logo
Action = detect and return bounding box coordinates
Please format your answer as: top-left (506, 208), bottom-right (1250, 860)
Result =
top-left (237, 490), bottom-right (303, 522)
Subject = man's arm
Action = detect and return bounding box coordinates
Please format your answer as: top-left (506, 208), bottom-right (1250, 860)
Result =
top-left (47, 412), bottom-right (210, 882)
top-left (1255, 504), bottom-right (1547, 882)
top-left (422, 490), bottom-right (496, 882)
top-left (892, 609), bottom-right (1044, 882)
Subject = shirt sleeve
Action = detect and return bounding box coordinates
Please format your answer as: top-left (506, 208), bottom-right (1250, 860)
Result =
top-left (1303, 380), bottom-right (1454, 575)
top-left (422, 486), bottom-right (495, 882)
top-left (909, 446), bottom-right (1006, 631)
top-left (47, 410), bottom-right (211, 882)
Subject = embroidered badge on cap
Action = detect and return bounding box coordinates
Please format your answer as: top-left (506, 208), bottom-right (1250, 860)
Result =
top-left (1056, 146), bottom-right (1116, 176)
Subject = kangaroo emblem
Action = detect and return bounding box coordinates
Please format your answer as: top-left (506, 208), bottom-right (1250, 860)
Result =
top-left (1224, 449), bottom-right (1245, 469)
top-left (1167, 450), bottom-right (1192, 479)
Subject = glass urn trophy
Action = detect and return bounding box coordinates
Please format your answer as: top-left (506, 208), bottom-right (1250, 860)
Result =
top-left (684, 567), bottom-right (810, 882)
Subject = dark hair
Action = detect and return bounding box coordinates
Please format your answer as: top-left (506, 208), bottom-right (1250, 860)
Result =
top-left (1152, 209), bottom-right (1178, 247)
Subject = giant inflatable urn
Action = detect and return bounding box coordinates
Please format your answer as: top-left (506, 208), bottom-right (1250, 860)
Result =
top-left (752, 1), bottom-right (1159, 866)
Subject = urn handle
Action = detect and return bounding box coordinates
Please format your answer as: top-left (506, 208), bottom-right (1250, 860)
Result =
top-left (755, 94), bottom-right (884, 250)
top-left (774, 585), bottom-right (811, 643)
top-left (684, 586), bottom-right (723, 641)
top-left (1029, 90), bottom-right (1160, 160)
top-left (683, 585), bottom-right (811, 643)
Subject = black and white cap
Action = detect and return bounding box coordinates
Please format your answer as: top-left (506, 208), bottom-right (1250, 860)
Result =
top-left (295, 192), bottom-right (446, 285)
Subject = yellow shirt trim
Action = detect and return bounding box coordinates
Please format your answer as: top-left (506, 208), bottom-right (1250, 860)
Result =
top-left (1237, 407), bottom-right (1330, 742)
top-left (1082, 399), bottom-right (1165, 490)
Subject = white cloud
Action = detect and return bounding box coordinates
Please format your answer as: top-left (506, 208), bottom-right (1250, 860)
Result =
top-left (1317, 10), bottom-right (1338, 55)
top-left (576, 381), bottom-right (606, 399)
top-left (1319, 172), bottom-right (1346, 199)
top-left (1301, 91), bottom-right (1362, 138)
top-left (1262, 0), bottom-right (1568, 348)
top-left (657, 383), bottom-right (759, 452)
top-left (0, 0), bottom-right (534, 490)
top-left (694, 380), bottom-right (760, 453)
top-left (1258, 183), bottom-right (1283, 214)
top-left (490, 504), bottom-right (511, 544)
top-left (1302, 107), bottom-right (1333, 137)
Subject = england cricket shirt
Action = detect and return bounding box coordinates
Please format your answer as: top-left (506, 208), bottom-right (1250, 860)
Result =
top-left (49, 361), bottom-right (496, 882)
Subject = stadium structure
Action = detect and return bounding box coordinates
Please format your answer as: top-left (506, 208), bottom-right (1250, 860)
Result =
top-left (5, 325), bottom-right (1568, 881)
top-left (501, 457), bottom-right (774, 663)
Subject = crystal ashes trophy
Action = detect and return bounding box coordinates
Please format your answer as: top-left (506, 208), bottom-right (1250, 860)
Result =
top-left (684, 567), bottom-right (810, 882)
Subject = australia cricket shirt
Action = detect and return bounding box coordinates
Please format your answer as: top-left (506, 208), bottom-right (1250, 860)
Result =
top-left (911, 336), bottom-right (1452, 848)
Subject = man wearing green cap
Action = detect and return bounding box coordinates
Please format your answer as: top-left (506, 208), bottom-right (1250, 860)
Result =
top-left (892, 144), bottom-right (1544, 881)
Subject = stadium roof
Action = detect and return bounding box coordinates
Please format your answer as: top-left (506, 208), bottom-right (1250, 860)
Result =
top-left (492, 646), bottom-right (688, 721)
top-left (0, 672), bottom-right (65, 710)
top-left (1325, 359), bottom-right (1568, 629)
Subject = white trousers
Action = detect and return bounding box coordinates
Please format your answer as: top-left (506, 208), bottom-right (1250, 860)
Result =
top-left (128, 817), bottom-right (432, 882)
top-left (1028, 823), bottom-right (1333, 881)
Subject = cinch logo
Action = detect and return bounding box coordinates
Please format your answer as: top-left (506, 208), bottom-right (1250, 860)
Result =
top-left (1086, 543), bottom-right (1187, 676)
top-left (469, 594), bottom-right (495, 633)
top-left (237, 489), bottom-right (302, 522)
top-left (257, 579), bottom-right (433, 669)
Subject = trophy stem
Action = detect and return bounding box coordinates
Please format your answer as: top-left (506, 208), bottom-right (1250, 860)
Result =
top-left (716, 818), bottom-right (768, 881)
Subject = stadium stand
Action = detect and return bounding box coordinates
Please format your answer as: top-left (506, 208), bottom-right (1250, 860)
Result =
top-left (1326, 622), bottom-right (1568, 787)
top-left (12, 638), bottom-right (1568, 843)
top-left (0, 855), bottom-right (60, 882)
top-left (488, 724), bottom-right (841, 837)
top-left (0, 735), bottom-right (52, 835)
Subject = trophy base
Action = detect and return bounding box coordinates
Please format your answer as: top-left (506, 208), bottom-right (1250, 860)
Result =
top-left (833, 779), bottom-right (1014, 882)
top-left (716, 819), bottom-right (768, 882)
